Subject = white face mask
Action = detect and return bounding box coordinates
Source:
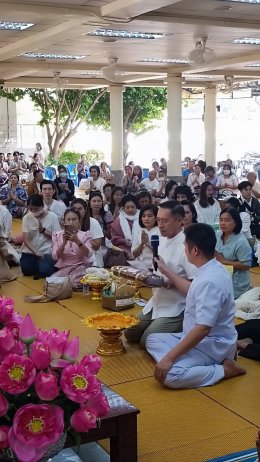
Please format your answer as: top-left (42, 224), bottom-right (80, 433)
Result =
top-left (223, 170), bottom-right (230, 175)
top-left (30, 209), bottom-right (43, 218)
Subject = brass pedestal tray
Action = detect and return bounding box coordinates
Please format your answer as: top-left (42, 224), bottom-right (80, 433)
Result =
top-left (87, 281), bottom-right (110, 300)
top-left (82, 312), bottom-right (139, 355)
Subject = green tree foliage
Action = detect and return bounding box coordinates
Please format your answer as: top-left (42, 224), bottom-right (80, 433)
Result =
top-left (88, 87), bottom-right (167, 165)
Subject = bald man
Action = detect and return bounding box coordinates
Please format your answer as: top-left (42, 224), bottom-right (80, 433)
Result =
top-left (247, 172), bottom-right (260, 200)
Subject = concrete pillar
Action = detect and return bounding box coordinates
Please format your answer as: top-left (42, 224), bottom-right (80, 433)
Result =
top-left (0, 97), bottom-right (17, 151)
top-left (204, 87), bottom-right (217, 168)
top-left (167, 74), bottom-right (182, 177)
top-left (109, 85), bottom-right (124, 181)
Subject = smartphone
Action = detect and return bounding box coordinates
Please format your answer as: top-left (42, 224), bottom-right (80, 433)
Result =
top-left (64, 225), bottom-right (76, 235)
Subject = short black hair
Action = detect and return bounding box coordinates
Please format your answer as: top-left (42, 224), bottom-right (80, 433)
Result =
top-left (184, 223), bottom-right (216, 258)
top-left (103, 183), bottom-right (115, 191)
top-left (58, 164), bottom-right (67, 172)
top-left (238, 180), bottom-right (252, 191)
top-left (10, 173), bottom-right (19, 180)
top-left (89, 165), bottom-right (100, 176)
top-left (120, 193), bottom-right (137, 208)
top-left (33, 169), bottom-right (42, 179)
top-left (27, 193), bottom-right (44, 207)
top-left (174, 185), bottom-right (194, 203)
top-left (139, 204), bottom-right (158, 228)
top-left (159, 200), bottom-right (185, 218)
top-left (226, 197), bottom-right (240, 210)
top-left (205, 166), bottom-right (215, 175)
top-left (220, 207), bottom-right (242, 234)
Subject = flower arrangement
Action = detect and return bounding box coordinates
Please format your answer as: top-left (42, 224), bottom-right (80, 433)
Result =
top-left (80, 268), bottom-right (111, 284)
top-left (0, 297), bottom-right (109, 462)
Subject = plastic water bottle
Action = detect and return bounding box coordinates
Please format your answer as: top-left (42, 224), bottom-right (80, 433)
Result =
top-left (82, 283), bottom-right (89, 297)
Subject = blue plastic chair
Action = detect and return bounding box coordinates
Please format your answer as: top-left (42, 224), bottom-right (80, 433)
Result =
top-left (66, 164), bottom-right (77, 185)
top-left (44, 167), bottom-right (56, 180)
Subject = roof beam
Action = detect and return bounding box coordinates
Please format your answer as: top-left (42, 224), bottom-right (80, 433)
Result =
top-left (0, 19), bottom-right (83, 62)
top-left (0, 2), bottom-right (101, 18)
top-left (140, 12), bottom-right (260, 30)
top-left (101, 0), bottom-right (184, 20)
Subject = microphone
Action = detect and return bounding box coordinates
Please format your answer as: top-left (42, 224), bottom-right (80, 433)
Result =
top-left (151, 235), bottom-right (160, 271)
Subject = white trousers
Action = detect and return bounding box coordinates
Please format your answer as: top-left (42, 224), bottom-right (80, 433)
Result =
top-left (146, 333), bottom-right (225, 389)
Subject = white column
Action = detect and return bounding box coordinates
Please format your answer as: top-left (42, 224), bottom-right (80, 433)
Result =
top-left (109, 85), bottom-right (123, 173)
top-left (204, 87), bottom-right (217, 168)
top-left (0, 97), bottom-right (17, 150)
top-left (167, 74), bottom-right (182, 176)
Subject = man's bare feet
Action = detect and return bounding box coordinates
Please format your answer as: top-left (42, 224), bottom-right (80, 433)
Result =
top-left (237, 338), bottom-right (253, 350)
top-left (223, 359), bottom-right (246, 379)
top-left (256, 429), bottom-right (260, 458)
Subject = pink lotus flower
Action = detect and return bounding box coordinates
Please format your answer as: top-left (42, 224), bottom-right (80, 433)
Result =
top-left (5, 311), bottom-right (24, 336)
top-left (0, 327), bottom-right (15, 354)
top-left (37, 328), bottom-right (70, 359)
top-left (0, 297), bottom-right (14, 324)
top-left (80, 354), bottom-right (101, 374)
top-left (0, 425), bottom-right (10, 449)
top-left (19, 314), bottom-right (36, 345)
top-left (0, 393), bottom-right (9, 417)
top-left (87, 392), bottom-right (110, 417)
top-left (62, 336), bottom-right (79, 363)
top-left (35, 371), bottom-right (59, 401)
top-left (31, 342), bottom-right (51, 370)
top-left (60, 363), bottom-right (101, 403)
top-left (0, 354), bottom-right (36, 394)
top-left (70, 407), bottom-right (97, 433)
top-left (9, 404), bottom-right (64, 462)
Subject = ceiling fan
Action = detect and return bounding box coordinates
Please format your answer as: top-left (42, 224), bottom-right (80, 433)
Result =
top-left (188, 37), bottom-right (216, 64)
top-left (219, 76), bottom-right (241, 93)
top-left (101, 57), bottom-right (127, 83)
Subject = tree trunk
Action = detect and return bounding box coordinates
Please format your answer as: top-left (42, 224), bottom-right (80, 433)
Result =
top-left (123, 130), bottom-right (129, 167)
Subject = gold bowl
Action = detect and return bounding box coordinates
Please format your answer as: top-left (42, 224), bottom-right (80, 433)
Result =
top-left (82, 312), bottom-right (139, 355)
top-left (80, 278), bottom-right (110, 300)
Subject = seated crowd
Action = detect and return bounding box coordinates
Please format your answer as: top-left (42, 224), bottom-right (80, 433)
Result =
top-left (1, 150), bottom-right (260, 392)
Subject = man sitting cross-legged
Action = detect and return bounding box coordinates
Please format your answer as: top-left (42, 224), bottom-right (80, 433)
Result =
top-left (146, 223), bottom-right (246, 389)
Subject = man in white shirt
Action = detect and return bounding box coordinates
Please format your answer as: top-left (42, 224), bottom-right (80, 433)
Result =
top-left (146, 223), bottom-right (246, 389)
top-left (124, 200), bottom-right (197, 348)
top-left (40, 180), bottom-right (66, 226)
top-left (140, 170), bottom-right (160, 196)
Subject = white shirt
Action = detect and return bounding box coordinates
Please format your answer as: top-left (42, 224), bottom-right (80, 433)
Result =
top-left (0, 205), bottom-right (12, 239)
top-left (141, 178), bottom-right (160, 192)
top-left (89, 217), bottom-right (104, 240)
top-left (178, 258), bottom-right (237, 362)
top-left (79, 177), bottom-right (106, 193)
top-left (187, 172), bottom-right (205, 192)
top-left (195, 199), bottom-right (221, 225)
top-left (45, 200), bottom-right (67, 226)
top-left (21, 211), bottom-right (61, 254)
top-left (131, 226), bottom-right (160, 270)
top-left (240, 211), bottom-right (252, 239)
top-left (252, 181), bottom-right (260, 199)
top-left (143, 231), bottom-right (197, 319)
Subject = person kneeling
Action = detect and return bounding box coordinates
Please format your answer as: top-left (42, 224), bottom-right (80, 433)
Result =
top-left (146, 223), bottom-right (246, 389)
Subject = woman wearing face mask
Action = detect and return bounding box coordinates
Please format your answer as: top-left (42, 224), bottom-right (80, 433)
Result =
top-left (216, 164), bottom-right (238, 198)
top-left (52, 208), bottom-right (93, 289)
top-left (20, 194), bottom-right (61, 278)
top-left (110, 194), bottom-right (139, 256)
top-left (132, 205), bottom-right (160, 269)
top-left (54, 165), bottom-right (75, 206)
top-left (195, 181), bottom-right (221, 225)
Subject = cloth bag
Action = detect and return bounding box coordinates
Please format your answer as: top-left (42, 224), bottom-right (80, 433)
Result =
top-left (103, 248), bottom-right (129, 268)
top-left (24, 276), bottom-right (72, 303)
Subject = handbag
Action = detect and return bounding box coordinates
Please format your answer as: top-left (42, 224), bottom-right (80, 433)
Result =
top-left (24, 276), bottom-right (72, 303)
top-left (102, 283), bottom-right (135, 311)
top-left (103, 248), bottom-right (129, 268)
